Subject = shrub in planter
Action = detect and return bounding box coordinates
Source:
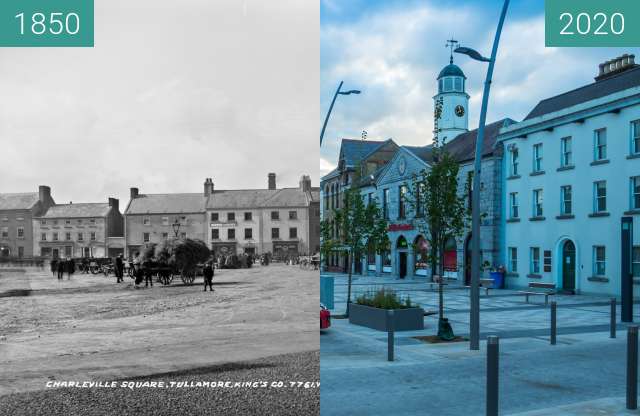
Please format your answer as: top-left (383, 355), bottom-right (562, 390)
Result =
top-left (355, 288), bottom-right (415, 310)
top-left (351, 288), bottom-right (424, 331)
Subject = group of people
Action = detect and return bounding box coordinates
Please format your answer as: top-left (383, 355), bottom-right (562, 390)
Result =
top-left (50, 258), bottom-right (76, 280)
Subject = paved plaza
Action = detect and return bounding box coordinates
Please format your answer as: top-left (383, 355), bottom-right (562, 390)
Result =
top-left (0, 264), bottom-right (319, 415)
top-left (321, 273), bottom-right (640, 415)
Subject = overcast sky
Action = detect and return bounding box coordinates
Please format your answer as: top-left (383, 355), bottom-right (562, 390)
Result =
top-left (320, 0), bottom-right (639, 176)
top-left (0, 0), bottom-right (319, 206)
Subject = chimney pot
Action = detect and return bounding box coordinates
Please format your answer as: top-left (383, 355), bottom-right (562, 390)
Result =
top-left (268, 173), bottom-right (277, 190)
top-left (130, 187), bottom-right (139, 199)
top-left (38, 185), bottom-right (51, 203)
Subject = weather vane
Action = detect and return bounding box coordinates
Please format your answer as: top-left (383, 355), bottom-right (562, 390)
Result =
top-left (445, 39), bottom-right (459, 64)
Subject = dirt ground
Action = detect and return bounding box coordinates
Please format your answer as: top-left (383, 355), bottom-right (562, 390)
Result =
top-left (0, 264), bottom-right (318, 396)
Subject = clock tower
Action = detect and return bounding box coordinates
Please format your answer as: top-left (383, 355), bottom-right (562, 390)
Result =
top-left (433, 43), bottom-right (469, 143)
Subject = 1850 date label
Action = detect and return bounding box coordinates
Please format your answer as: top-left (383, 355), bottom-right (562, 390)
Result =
top-left (0, 0), bottom-right (93, 47)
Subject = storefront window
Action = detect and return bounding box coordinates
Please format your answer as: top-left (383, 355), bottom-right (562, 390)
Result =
top-left (382, 250), bottom-right (391, 273)
top-left (415, 236), bottom-right (429, 276)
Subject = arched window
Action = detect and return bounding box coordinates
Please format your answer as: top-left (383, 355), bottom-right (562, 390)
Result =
top-left (324, 185), bottom-right (329, 210)
top-left (443, 237), bottom-right (458, 273)
top-left (414, 236), bottom-right (429, 276)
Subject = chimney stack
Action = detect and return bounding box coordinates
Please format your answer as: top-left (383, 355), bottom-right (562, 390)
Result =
top-left (268, 173), bottom-right (277, 190)
top-left (38, 185), bottom-right (51, 203)
top-left (299, 175), bottom-right (312, 192)
top-left (204, 178), bottom-right (214, 197)
top-left (595, 54), bottom-right (637, 81)
top-left (108, 197), bottom-right (119, 212)
top-left (130, 187), bottom-right (139, 199)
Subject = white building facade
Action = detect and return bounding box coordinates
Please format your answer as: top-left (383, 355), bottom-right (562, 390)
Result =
top-left (499, 56), bottom-right (640, 296)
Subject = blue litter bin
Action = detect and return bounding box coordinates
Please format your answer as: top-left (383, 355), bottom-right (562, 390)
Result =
top-left (320, 275), bottom-right (335, 309)
top-left (490, 271), bottom-right (504, 289)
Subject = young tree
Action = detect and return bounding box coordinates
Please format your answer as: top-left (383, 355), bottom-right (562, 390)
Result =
top-left (321, 187), bottom-right (389, 317)
top-left (407, 98), bottom-right (469, 339)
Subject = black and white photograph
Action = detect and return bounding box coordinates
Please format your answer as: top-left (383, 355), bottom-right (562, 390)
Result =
top-left (0, 1), bottom-right (319, 415)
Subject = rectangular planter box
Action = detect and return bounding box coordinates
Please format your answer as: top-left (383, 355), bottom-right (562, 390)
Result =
top-left (349, 303), bottom-right (424, 331)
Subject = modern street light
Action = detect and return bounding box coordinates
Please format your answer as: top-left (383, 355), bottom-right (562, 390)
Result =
top-left (455, 0), bottom-right (510, 351)
top-left (172, 218), bottom-right (181, 238)
top-left (320, 80), bottom-right (361, 146)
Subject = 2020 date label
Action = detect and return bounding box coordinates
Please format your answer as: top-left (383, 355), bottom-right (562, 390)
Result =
top-left (546, 0), bottom-right (640, 47)
top-left (0, 0), bottom-right (93, 47)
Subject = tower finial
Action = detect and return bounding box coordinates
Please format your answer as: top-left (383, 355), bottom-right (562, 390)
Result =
top-left (446, 39), bottom-right (459, 64)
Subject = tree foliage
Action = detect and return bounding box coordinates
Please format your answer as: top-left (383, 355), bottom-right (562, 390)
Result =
top-left (321, 186), bottom-right (389, 316)
top-left (408, 148), bottom-right (468, 277)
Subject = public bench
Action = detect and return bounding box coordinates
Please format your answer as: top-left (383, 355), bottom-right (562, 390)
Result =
top-left (519, 282), bottom-right (556, 304)
top-left (479, 278), bottom-right (495, 296)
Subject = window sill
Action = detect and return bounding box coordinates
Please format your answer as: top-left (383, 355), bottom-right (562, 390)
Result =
top-left (590, 159), bottom-right (610, 166)
top-left (530, 170), bottom-right (545, 177)
top-left (507, 175), bottom-right (521, 181)
top-left (624, 209), bottom-right (640, 216)
top-left (506, 272), bottom-right (519, 278)
top-left (588, 276), bottom-right (609, 283)
top-left (556, 214), bottom-right (575, 220)
top-left (627, 154), bottom-right (640, 160)
top-left (557, 165), bottom-right (575, 172)
top-left (527, 274), bottom-right (542, 279)
top-left (529, 216), bottom-right (546, 222)
top-left (588, 212), bottom-right (610, 218)
top-left (506, 218), bottom-right (520, 223)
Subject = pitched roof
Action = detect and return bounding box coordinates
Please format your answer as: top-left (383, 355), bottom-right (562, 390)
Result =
top-left (0, 193), bottom-right (39, 210)
top-left (524, 65), bottom-right (640, 120)
top-left (340, 139), bottom-right (387, 167)
top-left (403, 145), bottom-right (434, 163)
top-left (310, 188), bottom-right (320, 203)
top-left (40, 203), bottom-right (111, 218)
top-left (444, 118), bottom-right (517, 163)
top-left (206, 188), bottom-right (312, 209)
top-left (126, 193), bottom-right (206, 215)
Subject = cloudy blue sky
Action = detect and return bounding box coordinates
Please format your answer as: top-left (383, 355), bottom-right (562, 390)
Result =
top-left (320, 0), bottom-right (639, 176)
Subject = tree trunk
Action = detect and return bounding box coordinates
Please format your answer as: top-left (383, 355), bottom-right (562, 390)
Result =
top-left (345, 251), bottom-right (353, 318)
top-left (439, 241), bottom-right (445, 322)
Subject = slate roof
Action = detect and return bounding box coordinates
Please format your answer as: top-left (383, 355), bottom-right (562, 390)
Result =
top-left (0, 193), bottom-right (39, 210)
top-left (403, 145), bottom-right (434, 163)
top-left (340, 139), bottom-right (387, 167)
top-left (524, 65), bottom-right (640, 120)
top-left (310, 188), bottom-right (320, 203)
top-left (443, 118), bottom-right (517, 163)
top-left (206, 188), bottom-right (313, 209)
top-left (40, 203), bottom-right (111, 218)
top-left (126, 193), bottom-right (206, 215)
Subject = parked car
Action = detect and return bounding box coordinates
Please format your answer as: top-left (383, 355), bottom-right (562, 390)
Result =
top-left (320, 303), bottom-right (331, 330)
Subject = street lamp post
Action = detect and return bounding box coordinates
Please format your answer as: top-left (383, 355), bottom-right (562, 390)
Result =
top-left (455, 0), bottom-right (510, 351)
top-left (320, 81), bottom-right (361, 146)
top-left (172, 218), bottom-right (181, 238)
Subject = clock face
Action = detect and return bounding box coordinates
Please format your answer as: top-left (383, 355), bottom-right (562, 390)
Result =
top-left (455, 105), bottom-right (465, 117)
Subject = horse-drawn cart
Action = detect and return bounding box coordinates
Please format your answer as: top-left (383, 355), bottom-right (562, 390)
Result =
top-left (130, 262), bottom-right (203, 286)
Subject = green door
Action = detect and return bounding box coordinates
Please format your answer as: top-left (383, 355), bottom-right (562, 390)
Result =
top-left (562, 241), bottom-right (576, 292)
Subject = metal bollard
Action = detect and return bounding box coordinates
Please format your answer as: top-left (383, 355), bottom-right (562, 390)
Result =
top-left (611, 298), bottom-right (617, 339)
top-left (550, 301), bottom-right (557, 345)
top-left (387, 309), bottom-right (394, 362)
top-left (486, 336), bottom-right (499, 416)
top-left (627, 326), bottom-right (638, 410)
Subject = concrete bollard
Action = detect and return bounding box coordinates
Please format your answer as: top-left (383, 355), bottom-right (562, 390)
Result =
top-left (387, 309), bottom-right (394, 362)
top-left (628, 326), bottom-right (638, 410)
top-left (550, 301), bottom-right (557, 345)
top-left (486, 336), bottom-right (499, 416)
top-left (611, 298), bottom-right (617, 339)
